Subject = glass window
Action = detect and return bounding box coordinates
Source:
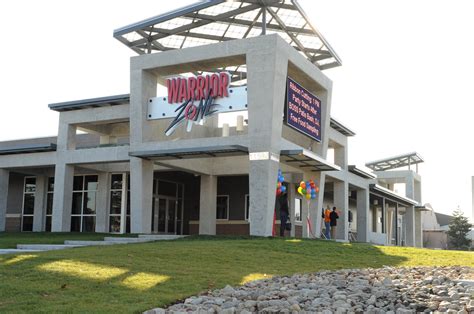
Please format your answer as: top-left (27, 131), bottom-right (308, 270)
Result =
top-left (295, 198), bottom-right (302, 222)
top-left (245, 194), bottom-right (250, 221)
top-left (158, 180), bottom-right (176, 197)
top-left (23, 194), bottom-right (35, 215)
top-left (84, 175), bottom-right (98, 191)
top-left (110, 191), bottom-right (122, 215)
top-left (216, 195), bottom-right (229, 220)
top-left (111, 174), bottom-right (123, 190)
top-left (22, 216), bottom-right (33, 232)
top-left (22, 177), bottom-right (36, 232)
top-left (72, 192), bottom-right (83, 215)
top-left (73, 176), bottom-right (84, 191)
top-left (24, 177), bottom-right (36, 193)
top-left (109, 216), bottom-right (121, 233)
top-left (71, 175), bottom-right (98, 232)
top-left (45, 177), bottom-right (54, 232)
top-left (47, 177), bottom-right (55, 192)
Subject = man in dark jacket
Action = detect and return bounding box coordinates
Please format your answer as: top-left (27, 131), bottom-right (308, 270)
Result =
top-left (330, 206), bottom-right (339, 240)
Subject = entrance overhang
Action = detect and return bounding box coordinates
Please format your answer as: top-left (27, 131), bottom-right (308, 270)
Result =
top-left (369, 184), bottom-right (419, 207)
top-left (280, 148), bottom-right (340, 172)
top-left (129, 145), bottom-right (248, 160)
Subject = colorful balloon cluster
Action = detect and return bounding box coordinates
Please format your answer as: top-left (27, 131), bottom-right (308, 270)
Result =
top-left (276, 169), bottom-right (286, 196)
top-left (297, 180), bottom-right (319, 200)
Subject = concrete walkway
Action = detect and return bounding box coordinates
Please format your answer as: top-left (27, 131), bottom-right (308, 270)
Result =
top-left (0, 234), bottom-right (186, 255)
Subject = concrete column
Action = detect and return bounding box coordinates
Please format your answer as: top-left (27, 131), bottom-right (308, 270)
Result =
top-left (415, 210), bottom-right (423, 247)
top-left (288, 181), bottom-right (296, 237)
top-left (51, 164), bottom-right (74, 232)
top-left (130, 157), bottom-right (154, 234)
top-left (356, 188), bottom-right (369, 242)
top-left (199, 175), bottom-right (217, 235)
top-left (0, 169), bottom-right (9, 232)
top-left (313, 172), bottom-right (325, 238)
top-left (95, 172), bottom-right (109, 233)
top-left (386, 209), bottom-right (393, 245)
top-left (334, 181), bottom-right (349, 241)
top-left (334, 146), bottom-right (348, 170)
top-left (405, 206), bottom-right (416, 247)
top-left (32, 175), bottom-right (47, 232)
top-left (57, 120), bottom-right (76, 150)
top-left (247, 36), bottom-right (288, 237)
top-left (130, 69), bottom-right (157, 145)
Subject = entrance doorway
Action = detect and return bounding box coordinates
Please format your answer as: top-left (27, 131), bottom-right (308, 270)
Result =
top-left (152, 179), bottom-right (184, 234)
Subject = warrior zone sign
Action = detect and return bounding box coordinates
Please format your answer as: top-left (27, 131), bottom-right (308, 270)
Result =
top-left (147, 72), bottom-right (247, 136)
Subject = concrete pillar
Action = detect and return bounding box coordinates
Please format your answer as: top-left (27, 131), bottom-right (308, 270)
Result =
top-left (95, 172), bottom-right (109, 233)
top-left (405, 206), bottom-right (416, 247)
top-left (130, 69), bottom-right (157, 145)
top-left (130, 157), bottom-right (153, 234)
top-left (199, 175), bottom-right (217, 235)
top-left (415, 210), bottom-right (423, 247)
top-left (32, 175), bottom-right (47, 232)
top-left (334, 181), bottom-right (349, 241)
top-left (288, 181), bottom-right (296, 237)
top-left (247, 36), bottom-right (288, 237)
top-left (0, 169), bottom-right (9, 232)
top-left (51, 164), bottom-right (74, 232)
top-left (57, 121), bottom-right (76, 150)
top-left (356, 188), bottom-right (369, 242)
top-left (334, 146), bottom-right (348, 170)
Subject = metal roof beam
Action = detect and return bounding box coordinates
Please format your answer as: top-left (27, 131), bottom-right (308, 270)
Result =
top-left (129, 4), bottom-right (261, 48)
top-left (181, 14), bottom-right (314, 35)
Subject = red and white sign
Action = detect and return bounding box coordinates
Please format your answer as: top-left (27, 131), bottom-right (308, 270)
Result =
top-left (147, 72), bottom-right (247, 136)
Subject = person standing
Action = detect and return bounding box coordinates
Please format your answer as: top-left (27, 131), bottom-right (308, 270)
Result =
top-left (279, 192), bottom-right (289, 237)
top-left (323, 205), bottom-right (331, 239)
top-left (330, 206), bottom-right (339, 240)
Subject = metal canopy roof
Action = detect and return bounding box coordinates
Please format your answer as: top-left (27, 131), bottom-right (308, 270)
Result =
top-left (365, 152), bottom-right (424, 172)
top-left (114, 0), bottom-right (341, 72)
top-left (330, 118), bottom-right (356, 137)
top-left (49, 94), bottom-right (130, 112)
top-left (129, 145), bottom-right (249, 160)
top-left (370, 184), bottom-right (419, 207)
top-left (0, 143), bottom-right (57, 156)
top-left (280, 149), bottom-right (340, 172)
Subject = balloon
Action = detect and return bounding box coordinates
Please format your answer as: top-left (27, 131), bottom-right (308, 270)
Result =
top-left (281, 185), bottom-right (286, 193)
top-left (305, 194), bottom-right (311, 200)
top-left (277, 182), bottom-right (281, 188)
top-left (302, 188), bottom-right (306, 194)
top-left (300, 181), bottom-right (306, 188)
top-left (276, 189), bottom-right (281, 196)
top-left (315, 186), bottom-right (319, 193)
top-left (297, 187), bottom-right (303, 195)
top-left (311, 194), bottom-right (316, 199)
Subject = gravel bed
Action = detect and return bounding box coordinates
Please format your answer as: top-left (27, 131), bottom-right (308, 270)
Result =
top-left (145, 266), bottom-right (474, 313)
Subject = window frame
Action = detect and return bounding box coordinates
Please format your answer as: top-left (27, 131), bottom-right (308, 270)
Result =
top-left (244, 194), bottom-right (249, 221)
top-left (216, 195), bottom-right (229, 220)
top-left (71, 174), bottom-right (98, 232)
top-left (21, 176), bottom-right (36, 232)
top-left (294, 197), bottom-right (302, 223)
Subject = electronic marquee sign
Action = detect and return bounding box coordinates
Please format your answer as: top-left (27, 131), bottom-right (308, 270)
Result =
top-left (147, 72), bottom-right (247, 136)
top-left (285, 77), bottom-right (321, 142)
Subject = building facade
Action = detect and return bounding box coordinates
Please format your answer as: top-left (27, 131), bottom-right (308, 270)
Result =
top-left (0, 0), bottom-right (425, 247)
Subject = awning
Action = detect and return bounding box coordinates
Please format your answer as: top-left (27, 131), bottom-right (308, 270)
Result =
top-left (370, 184), bottom-right (419, 207)
top-left (348, 165), bottom-right (376, 179)
top-left (280, 148), bottom-right (340, 172)
top-left (0, 143), bottom-right (57, 156)
top-left (129, 145), bottom-right (248, 160)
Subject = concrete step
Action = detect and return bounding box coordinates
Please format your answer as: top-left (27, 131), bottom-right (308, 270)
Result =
top-left (16, 244), bottom-right (85, 250)
top-left (0, 249), bottom-right (44, 255)
top-left (138, 234), bottom-right (187, 240)
top-left (103, 237), bottom-right (153, 243)
top-left (64, 240), bottom-right (118, 246)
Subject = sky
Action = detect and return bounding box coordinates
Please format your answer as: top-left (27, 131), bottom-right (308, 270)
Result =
top-left (0, 0), bottom-right (473, 221)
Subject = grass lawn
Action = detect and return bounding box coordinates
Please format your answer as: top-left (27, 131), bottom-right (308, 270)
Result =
top-left (0, 232), bottom-right (137, 249)
top-left (0, 235), bottom-right (472, 313)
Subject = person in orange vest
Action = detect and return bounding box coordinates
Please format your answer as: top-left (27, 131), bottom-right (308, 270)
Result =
top-left (322, 205), bottom-right (332, 239)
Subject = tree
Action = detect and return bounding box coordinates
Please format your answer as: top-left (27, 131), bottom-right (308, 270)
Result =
top-left (446, 208), bottom-right (471, 249)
